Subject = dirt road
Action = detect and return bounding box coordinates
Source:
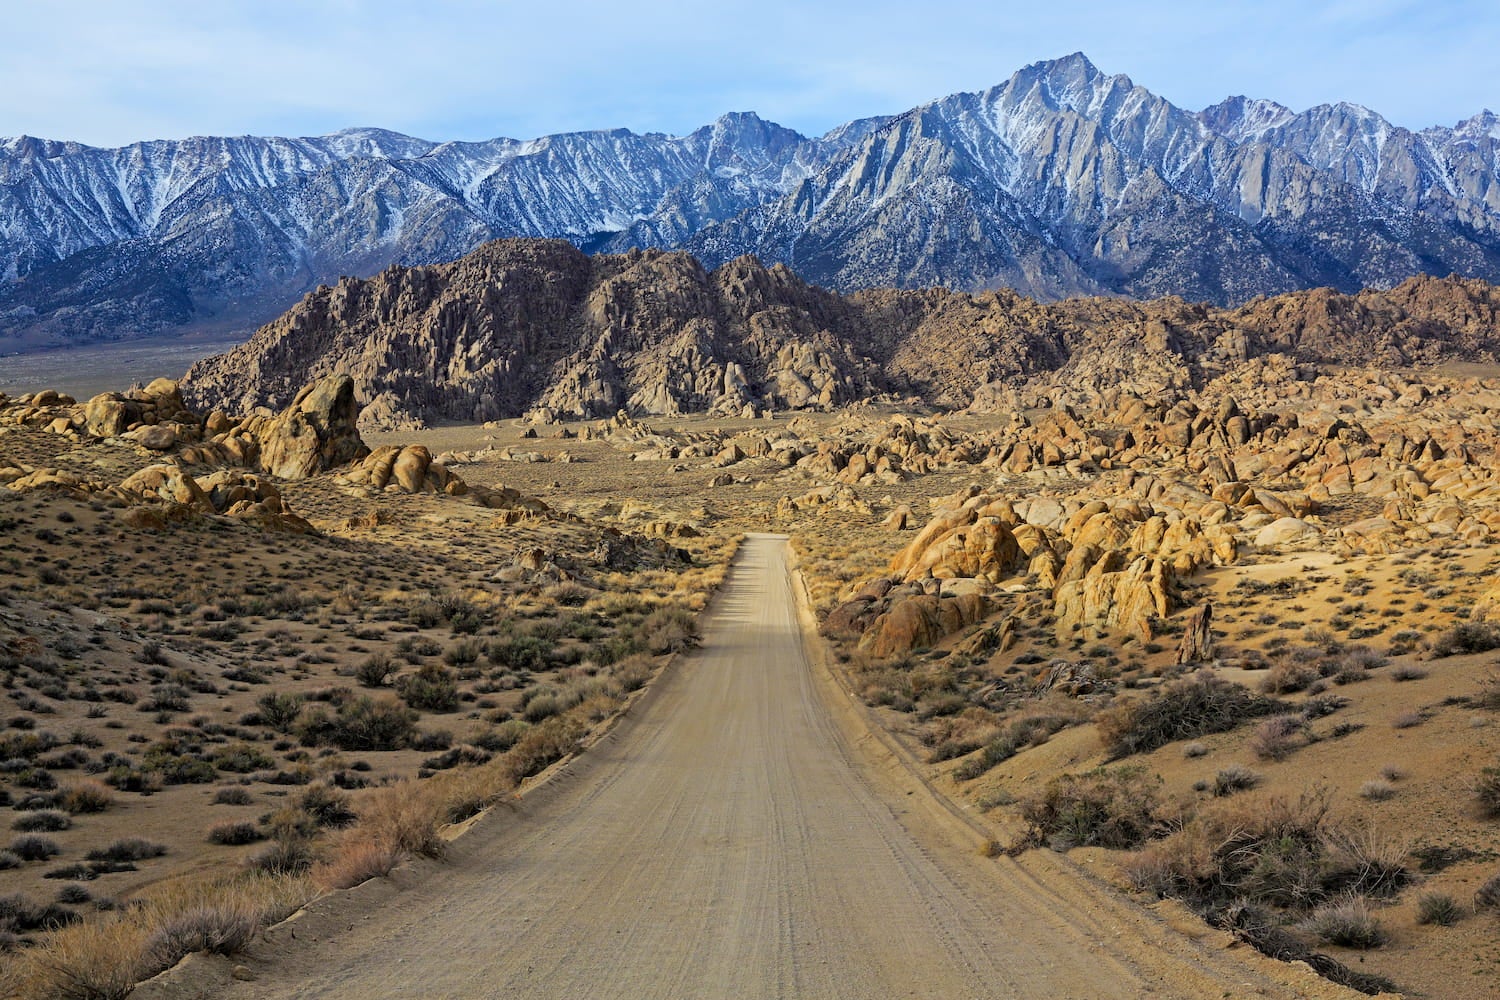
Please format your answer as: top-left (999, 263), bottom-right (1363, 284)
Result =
top-left (144, 534), bottom-right (1356, 999)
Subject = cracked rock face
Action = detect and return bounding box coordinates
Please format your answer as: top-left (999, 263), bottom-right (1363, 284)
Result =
top-left (181, 238), bottom-right (1500, 431)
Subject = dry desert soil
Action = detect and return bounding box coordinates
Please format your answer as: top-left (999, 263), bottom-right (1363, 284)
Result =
top-left (6, 364), bottom-right (1500, 999)
top-left (133, 534), bottom-right (1358, 1000)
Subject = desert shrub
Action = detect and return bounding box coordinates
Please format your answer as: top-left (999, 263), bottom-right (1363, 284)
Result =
top-left (0, 892), bottom-right (78, 933)
top-left (1019, 765), bottom-right (1162, 850)
top-left (473, 719), bottom-right (529, 753)
top-left (86, 838), bottom-right (166, 863)
top-left (922, 708), bottom-right (1001, 762)
top-left (1302, 895), bottom-right (1386, 949)
top-left (1430, 622), bottom-right (1500, 658)
top-left (1391, 711), bottom-right (1425, 729)
top-left (1097, 673), bottom-right (1282, 759)
top-left (104, 764), bottom-right (162, 795)
top-left (211, 742), bottom-right (275, 773)
top-left (1390, 664), bottom-right (1427, 682)
top-left (212, 787), bottom-right (253, 806)
top-left (410, 728), bottom-right (452, 752)
top-left (639, 606), bottom-right (697, 655)
top-left (611, 654), bottom-right (654, 693)
top-left (1128, 791), bottom-right (1406, 915)
top-left (501, 714), bottom-right (587, 785)
top-left (1416, 891), bottom-right (1462, 926)
top-left (297, 696), bottom-right (417, 751)
top-left (1261, 659), bottom-right (1319, 695)
top-left (1299, 693), bottom-right (1347, 720)
top-left (143, 753), bottom-right (215, 786)
top-left (254, 691), bottom-right (304, 733)
top-left (0, 850), bottom-right (20, 870)
top-left (142, 901), bottom-right (259, 971)
top-left (245, 837), bottom-right (314, 876)
top-left (1212, 765), bottom-right (1260, 797)
top-left (207, 821), bottom-right (263, 846)
top-left (11, 809), bottom-right (70, 832)
top-left (357, 781), bottom-right (447, 860)
top-left (1358, 779), bottom-right (1396, 801)
top-left (1249, 714), bottom-right (1306, 761)
top-left (953, 710), bottom-right (1079, 781)
top-left (443, 640), bottom-right (482, 668)
top-left (312, 837), bottom-right (403, 891)
top-left (1474, 766), bottom-right (1500, 818)
top-left (488, 635), bottom-right (550, 671)
top-left (298, 784), bottom-right (356, 829)
top-left (15, 767), bottom-right (58, 790)
top-left (54, 884), bottom-right (91, 906)
top-left (142, 683), bottom-right (191, 713)
top-left (398, 663), bottom-right (460, 713)
top-left (355, 653), bottom-right (396, 688)
top-left (1, 916), bottom-right (144, 998)
top-left (521, 693), bottom-right (562, 723)
top-left (59, 781), bottom-right (114, 814)
top-left (1476, 871), bottom-right (1500, 909)
top-left (9, 834), bottom-right (61, 861)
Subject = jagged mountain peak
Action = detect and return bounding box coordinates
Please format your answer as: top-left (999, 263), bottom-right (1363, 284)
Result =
top-left (1448, 109), bottom-right (1500, 141)
top-left (1199, 96), bottom-right (1297, 142)
top-left (8, 53), bottom-right (1500, 350)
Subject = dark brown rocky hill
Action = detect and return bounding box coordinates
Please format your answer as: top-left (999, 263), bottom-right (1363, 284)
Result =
top-left (181, 238), bottom-right (1500, 428)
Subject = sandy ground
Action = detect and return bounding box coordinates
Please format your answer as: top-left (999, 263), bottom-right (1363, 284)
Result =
top-left (135, 535), bottom-right (1363, 1000)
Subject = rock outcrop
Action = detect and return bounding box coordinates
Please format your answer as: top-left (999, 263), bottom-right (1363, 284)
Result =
top-left (181, 238), bottom-right (1500, 430)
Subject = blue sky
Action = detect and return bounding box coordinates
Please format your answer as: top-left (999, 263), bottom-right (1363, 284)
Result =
top-left (6, 0), bottom-right (1497, 145)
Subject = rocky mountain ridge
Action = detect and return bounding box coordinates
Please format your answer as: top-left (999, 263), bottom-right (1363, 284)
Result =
top-left (9, 54), bottom-right (1500, 347)
top-left (180, 238), bottom-right (1500, 429)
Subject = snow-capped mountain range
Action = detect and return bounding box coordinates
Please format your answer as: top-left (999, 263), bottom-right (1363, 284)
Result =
top-left (5, 53), bottom-right (1500, 349)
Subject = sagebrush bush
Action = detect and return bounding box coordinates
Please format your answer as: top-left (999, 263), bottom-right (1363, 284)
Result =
top-left (357, 781), bottom-right (447, 860)
top-left (255, 692), bottom-right (304, 733)
top-left (1473, 765), bottom-right (1500, 818)
top-left (142, 902), bottom-right (259, 971)
top-left (312, 836), bottom-right (403, 891)
top-left (9, 834), bottom-right (60, 861)
top-left (399, 664), bottom-right (460, 713)
top-left (86, 838), bottom-right (166, 863)
top-left (640, 606), bottom-right (698, 655)
top-left (1127, 791), bottom-right (1407, 914)
top-left (1430, 622), bottom-right (1500, 658)
top-left (11, 809), bottom-right (70, 832)
top-left (297, 696), bottom-right (417, 751)
top-left (1302, 894), bottom-right (1386, 949)
top-left (1476, 871), bottom-right (1500, 909)
top-left (207, 821), bottom-right (262, 846)
top-left (355, 653), bottom-right (396, 688)
top-left (1249, 714), bottom-right (1305, 761)
top-left (1097, 674), bottom-right (1281, 759)
top-left (1019, 765), bottom-right (1162, 850)
top-left (1212, 765), bottom-right (1260, 797)
top-left (1416, 891), bottom-right (1462, 926)
top-left (245, 837), bottom-right (315, 876)
top-left (298, 784), bottom-right (356, 829)
top-left (954, 710), bottom-right (1080, 780)
top-left (59, 781), bottom-right (114, 814)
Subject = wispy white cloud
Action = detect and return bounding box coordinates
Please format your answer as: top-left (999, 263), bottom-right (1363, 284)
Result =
top-left (3, 0), bottom-right (1495, 145)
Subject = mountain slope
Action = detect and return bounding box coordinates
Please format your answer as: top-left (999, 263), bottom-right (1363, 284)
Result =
top-left (12, 54), bottom-right (1500, 348)
top-left (180, 238), bottom-right (1500, 429)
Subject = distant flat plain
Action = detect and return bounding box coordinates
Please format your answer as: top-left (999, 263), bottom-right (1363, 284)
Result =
top-left (0, 337), bottom-right (245, 398)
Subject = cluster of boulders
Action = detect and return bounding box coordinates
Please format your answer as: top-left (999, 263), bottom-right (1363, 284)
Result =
top-left (814, 363), bottom-right (1500, 657)
top-left (0, 373), bottom-right (556, 533)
